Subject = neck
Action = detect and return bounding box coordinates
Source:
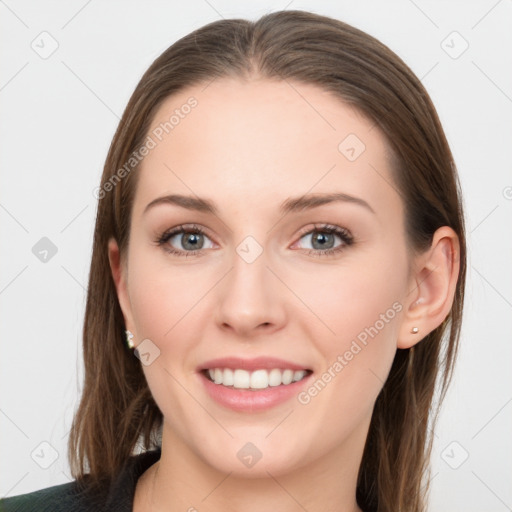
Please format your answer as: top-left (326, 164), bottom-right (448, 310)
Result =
top-left (135, 420), bottom-right (368, 512)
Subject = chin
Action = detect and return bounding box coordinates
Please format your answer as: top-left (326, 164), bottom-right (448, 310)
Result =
top-left (194, 434), bottom-right (311, 478)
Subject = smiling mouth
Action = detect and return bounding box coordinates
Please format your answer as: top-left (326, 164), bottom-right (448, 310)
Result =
top-left (202, 368), bottom-right (313, 390)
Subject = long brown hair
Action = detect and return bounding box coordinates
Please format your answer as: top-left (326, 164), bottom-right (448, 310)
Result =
top-left (68, 10), bottom-right (467, 511)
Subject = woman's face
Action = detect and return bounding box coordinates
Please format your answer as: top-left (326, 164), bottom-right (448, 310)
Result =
top-left (111, 77), bottom-right (416, 477)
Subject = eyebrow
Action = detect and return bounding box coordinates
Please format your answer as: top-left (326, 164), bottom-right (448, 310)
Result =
top-left (143, 192), bottom-right (376, 216)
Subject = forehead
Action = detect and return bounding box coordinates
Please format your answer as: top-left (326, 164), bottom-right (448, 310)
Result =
top-left (133, 77), bottom-right (400, 223)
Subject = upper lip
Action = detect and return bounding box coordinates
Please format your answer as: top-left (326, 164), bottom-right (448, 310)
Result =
top-left (198, 357), bottom-right (312, 372)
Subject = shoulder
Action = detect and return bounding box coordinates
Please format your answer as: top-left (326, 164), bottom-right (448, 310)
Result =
top-left (0, 448), bottom-right (162, 512)
top-left (0, 481), bottom-right (92, 512)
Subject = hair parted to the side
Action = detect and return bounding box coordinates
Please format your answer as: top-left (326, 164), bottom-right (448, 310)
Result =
top-left (68, 10), bottom-right (466, 512)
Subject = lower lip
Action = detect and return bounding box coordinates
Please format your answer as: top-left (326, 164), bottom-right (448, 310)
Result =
top-left (199, 371), bottom-right (313, 412)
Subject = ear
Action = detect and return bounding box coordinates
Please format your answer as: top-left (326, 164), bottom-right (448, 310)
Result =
top-left (397, 226), bottom-right (460, 349)
top-left (108, 237), bottom-right (137, 338)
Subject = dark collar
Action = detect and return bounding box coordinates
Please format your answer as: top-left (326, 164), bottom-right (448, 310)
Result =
top-left (101, 448), bottom-right (162, 511)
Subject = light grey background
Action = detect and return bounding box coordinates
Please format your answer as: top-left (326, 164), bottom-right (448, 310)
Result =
top-left (1, 1), bottom-right (511, 510)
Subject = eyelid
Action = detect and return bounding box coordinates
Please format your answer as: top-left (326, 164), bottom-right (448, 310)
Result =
top-left (155, 222), bottom-right (354, 257)
top-left (291, 223), bottom-right (353, 250)
top-left (155, 223), bottom-right (216, 247)
top-left (294, 223), bottom-right (351, 239)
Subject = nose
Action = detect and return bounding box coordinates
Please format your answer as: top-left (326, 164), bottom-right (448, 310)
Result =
top-left (214, 243), bottom-right (286, 338)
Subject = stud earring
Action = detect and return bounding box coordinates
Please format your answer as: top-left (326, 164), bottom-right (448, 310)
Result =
top-left (411, 327), bottom-right (419, 334)
top-left (125, 330), bottom-right (135, 349)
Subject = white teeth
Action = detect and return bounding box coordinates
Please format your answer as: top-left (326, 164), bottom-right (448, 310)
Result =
top-left (223, 368), bottom-right (234, 386)
top-left (250, 369), bottom-right (268, 389)
top-left (282, 369), bottom-right (294, 385)
top-left (205, 368), bottom-right (309, 389)
top-left (293, 370), bottom-right (306, 382)
top-left (268, 368), bottom-right (282, 387)
top-left (233, 369), bottom-right (250, 389)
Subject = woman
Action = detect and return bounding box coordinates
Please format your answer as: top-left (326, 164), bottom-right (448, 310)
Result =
top-left (1, 9), bottom-right (466, 512)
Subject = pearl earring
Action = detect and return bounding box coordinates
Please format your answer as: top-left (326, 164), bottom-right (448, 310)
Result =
top-left (411, 327), bottom-right (419, 334)
top-left (125, 330), bottom-right (135, 349)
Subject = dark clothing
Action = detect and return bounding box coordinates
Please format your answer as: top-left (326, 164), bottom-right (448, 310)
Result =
top-left (0, 448), bottom-right (161, 512)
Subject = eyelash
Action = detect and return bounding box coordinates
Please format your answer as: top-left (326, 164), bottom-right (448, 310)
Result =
top-left (154, 223), bottom-right (354, 258)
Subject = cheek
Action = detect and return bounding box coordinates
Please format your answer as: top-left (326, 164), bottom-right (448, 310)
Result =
top-left (290, 288), bottom-right (402, 455)
top-left (295, 251), bottom-right (406, 409)
top-left (125, 251), bottom-right (208, 423)
top-left (289, 251), bottom-right (405, 346)
top-left (127, 250), bottom-right (210, 341)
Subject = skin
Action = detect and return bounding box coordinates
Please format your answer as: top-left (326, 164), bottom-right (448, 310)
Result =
top-left (108, 77), bottom-right (460, 512)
